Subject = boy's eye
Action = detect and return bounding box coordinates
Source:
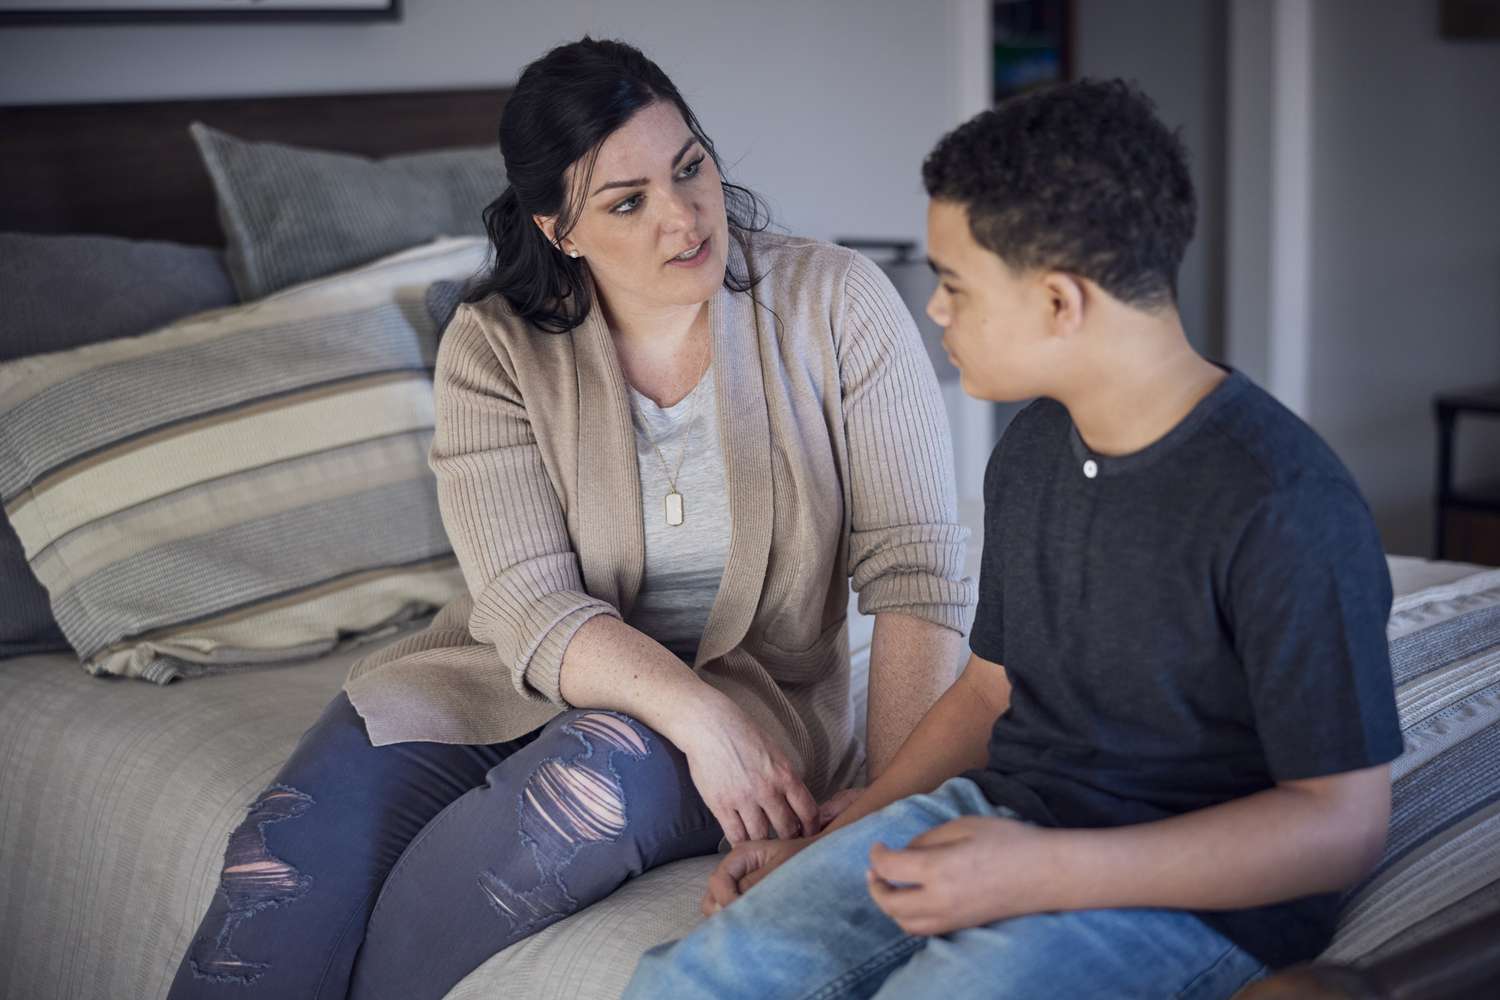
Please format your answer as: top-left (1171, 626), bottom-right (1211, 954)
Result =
top-left (942, 283), bottom-right (960, 296)
top-left (611, 194), bottom-right (643, 215)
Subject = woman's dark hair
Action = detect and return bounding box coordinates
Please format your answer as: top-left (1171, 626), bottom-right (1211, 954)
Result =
top-left (922, 78), bottom-right (1196, 311)
top-left (468, 37), bottom-right (769, 333)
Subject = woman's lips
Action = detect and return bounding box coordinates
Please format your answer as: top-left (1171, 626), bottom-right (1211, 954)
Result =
top-left (665, 237), bottom-right (711, 269)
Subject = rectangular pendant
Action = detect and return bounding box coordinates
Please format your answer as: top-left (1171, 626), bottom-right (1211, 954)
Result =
top-left (665, 491), bottom-right (685, 526)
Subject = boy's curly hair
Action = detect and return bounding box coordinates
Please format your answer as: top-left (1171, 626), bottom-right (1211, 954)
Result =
top-left (922, 78), bottom-right (1196, 311)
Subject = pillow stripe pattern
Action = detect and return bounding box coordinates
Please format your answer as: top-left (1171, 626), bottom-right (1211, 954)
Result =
top-left (1324, 569), bottom-right (1500, 963)
top-left (0, 238), bottom-right (486, 682)
top-left (0, 307), bottom-right (432, 481)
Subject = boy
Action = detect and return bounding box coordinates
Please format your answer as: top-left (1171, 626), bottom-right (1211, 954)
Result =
top-left (623, 79), bottom-right (1403, 999)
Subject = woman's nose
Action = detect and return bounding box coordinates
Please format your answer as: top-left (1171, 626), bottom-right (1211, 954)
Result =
top-left (658, 189), bottom-right (694, 234)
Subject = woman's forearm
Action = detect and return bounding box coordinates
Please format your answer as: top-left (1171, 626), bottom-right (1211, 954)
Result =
top-left (558, 614), bottom-right (825, 844)
top-left (557, 614), bottom-right (726, 748)
top-left (864, 612), bottom-right (968, 778)
top-left (826, 654), bottom-right (1007, 837)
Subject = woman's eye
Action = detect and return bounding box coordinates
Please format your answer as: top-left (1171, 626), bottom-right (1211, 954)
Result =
top-left (611, 194), bottom-right (643, 215)
top-left (678, 156), bottom-right (705, 180)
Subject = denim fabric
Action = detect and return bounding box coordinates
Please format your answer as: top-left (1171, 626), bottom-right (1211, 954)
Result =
top-left (168, 692), bottom-right (719, 1000)
top-left (626, 778), bottom-right (1267, 1000)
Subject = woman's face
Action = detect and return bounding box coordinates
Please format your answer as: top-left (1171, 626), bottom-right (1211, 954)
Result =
top-left (544, 100), bottom-right (730, 315)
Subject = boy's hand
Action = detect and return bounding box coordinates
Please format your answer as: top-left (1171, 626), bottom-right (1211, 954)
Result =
top-left (701, 837), bottom-right (812, 915)
top-left (866, 816), bottom-right (1056, 935)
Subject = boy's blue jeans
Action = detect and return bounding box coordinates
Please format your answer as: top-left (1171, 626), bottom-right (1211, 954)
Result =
top-left (626, 777), bottom-right (1269, 1000)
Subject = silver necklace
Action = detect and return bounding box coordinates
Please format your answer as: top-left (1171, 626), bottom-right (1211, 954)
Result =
top-left (632, 378), bottom-right (702, 526)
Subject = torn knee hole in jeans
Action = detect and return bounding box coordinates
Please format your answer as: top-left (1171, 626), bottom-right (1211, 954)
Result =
top-left (188, 784), bottom-right (314, 984)
top-left (477, 712), bottom-right (653, 934)
top-left (528, 713), bottom-right (649, 843)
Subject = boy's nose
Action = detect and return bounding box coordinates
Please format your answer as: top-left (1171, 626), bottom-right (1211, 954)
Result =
top-left (925, 291), bottom-right (948, 327)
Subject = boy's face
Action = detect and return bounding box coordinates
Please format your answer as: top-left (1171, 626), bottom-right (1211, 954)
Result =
top-left (924, 198), bottom-right (1055, 402)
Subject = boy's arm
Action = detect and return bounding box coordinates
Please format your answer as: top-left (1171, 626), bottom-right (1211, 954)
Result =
top-left (703, 652), bottom-right (1008, 912)
top-left (1046, 764), bottom-right (1391, 909)
top-left (827, 651), bottom-right (1009, 836)
top-left (867, 763), bottom-right (1392, 935)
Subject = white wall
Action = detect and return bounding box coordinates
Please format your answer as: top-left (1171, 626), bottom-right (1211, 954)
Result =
top-left (1228, 0), bottom-right (1500, 556)
top-left (1225, 0), bottom-right (1276, 391)
top-left (1226, 0), bottom-right (1316, 415)
top-left (1305, 0), bottom-right (1500, 556)
top-left (0, 0), bottom-right (956, 250)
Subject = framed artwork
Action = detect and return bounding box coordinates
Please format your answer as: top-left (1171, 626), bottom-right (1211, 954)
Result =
top-left (0, 0), bottom-right (399, 24)
top-left (1440, 0), bottom-right (1500, 38)
top-left (993, 0), bottom-right (1073, 103)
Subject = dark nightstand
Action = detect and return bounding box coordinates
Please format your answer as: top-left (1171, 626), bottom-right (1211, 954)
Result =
top-left (1434, 384), bottom-right (1500, 565)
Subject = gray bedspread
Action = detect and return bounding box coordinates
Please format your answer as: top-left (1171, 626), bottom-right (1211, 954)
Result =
top-left (1, 543), bottom-right (1485, 999)
top-left (0, 588), bottom-right (878, 1000)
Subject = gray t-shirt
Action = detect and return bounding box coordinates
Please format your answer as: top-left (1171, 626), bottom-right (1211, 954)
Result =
top-left (965, 369), bottom-right (1403, 969)
top-left (625, 363), bottom-right (729, 663)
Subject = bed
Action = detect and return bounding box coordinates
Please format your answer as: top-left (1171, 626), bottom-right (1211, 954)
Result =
top-left (0, 85), bottom-right (883, 999)
top-left (2, 88), bottom-right (1499, 1000)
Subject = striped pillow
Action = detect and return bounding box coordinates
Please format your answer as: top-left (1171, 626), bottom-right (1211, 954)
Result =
top-left (0, 237), bottom-right (487, 683)
top-left (1325, 567), bottom-right (1500, 961)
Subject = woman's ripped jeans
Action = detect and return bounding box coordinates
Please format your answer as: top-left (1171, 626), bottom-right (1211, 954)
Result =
top-left (167, 693), bottom-right (721, 1000)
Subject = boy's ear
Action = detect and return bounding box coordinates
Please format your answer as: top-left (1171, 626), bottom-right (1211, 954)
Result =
top-left (1042, 271), bottom-right (1086, 337)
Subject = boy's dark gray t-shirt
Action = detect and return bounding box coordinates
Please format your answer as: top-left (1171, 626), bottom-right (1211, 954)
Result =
top-left (964, 370), bottom-right (1404, 969)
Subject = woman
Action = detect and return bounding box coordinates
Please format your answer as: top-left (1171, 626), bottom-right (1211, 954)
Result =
top-left (170, 37), bottom-right (973, 1000)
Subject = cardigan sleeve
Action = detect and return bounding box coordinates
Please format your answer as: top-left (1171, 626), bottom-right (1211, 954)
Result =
top-left (836, 252), bottom-right (977, 632)
top-left (428, 308), bottom-right (621, 707)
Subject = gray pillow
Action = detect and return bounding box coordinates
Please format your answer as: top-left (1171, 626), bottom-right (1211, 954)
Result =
top-left (0, 518), bottom-right (67, 658)
top-left (0, 232), bottom-right (235, 363)
top-left (425, 278), bottom-right (475, 339)
top-left (190, 123), bottom-right (503, 301)
top-left (0, 232), bottom-right (238, 658)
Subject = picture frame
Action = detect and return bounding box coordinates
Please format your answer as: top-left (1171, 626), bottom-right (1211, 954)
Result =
top-left (993, 0), bottom-right (1073, 103)
top-left (0, 0), bottom-right (399, 25)
top-left (1440, 0), bottom-right (1500, 38)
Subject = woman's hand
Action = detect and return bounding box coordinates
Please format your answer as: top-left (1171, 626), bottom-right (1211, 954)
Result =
top-left (677, 693), bottom-right (822, 846)
top-left (819, 786), bottom-right (864, 826)
top-left (701, 837), bottom-right (812, 915)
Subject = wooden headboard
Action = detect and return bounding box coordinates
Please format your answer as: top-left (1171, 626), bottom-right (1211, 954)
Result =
top-left (0, 87), bottom-right (511, 246)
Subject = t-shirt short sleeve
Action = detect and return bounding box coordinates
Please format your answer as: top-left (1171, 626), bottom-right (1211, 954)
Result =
top-left (970, 438), bottom-right (1008, 664)
top-left (1228, 478), bottom-right (1405, 781)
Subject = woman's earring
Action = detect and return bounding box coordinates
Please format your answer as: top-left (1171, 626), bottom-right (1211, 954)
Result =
top-left (568, 250), bottom-right (580, 259)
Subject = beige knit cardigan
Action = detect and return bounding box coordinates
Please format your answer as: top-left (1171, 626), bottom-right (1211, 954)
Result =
top-left (345, 232), bottom-right (975, 800)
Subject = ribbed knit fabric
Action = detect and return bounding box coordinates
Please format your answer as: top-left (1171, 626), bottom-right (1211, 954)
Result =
top-left (345, 232), bottom-right (976, 799)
